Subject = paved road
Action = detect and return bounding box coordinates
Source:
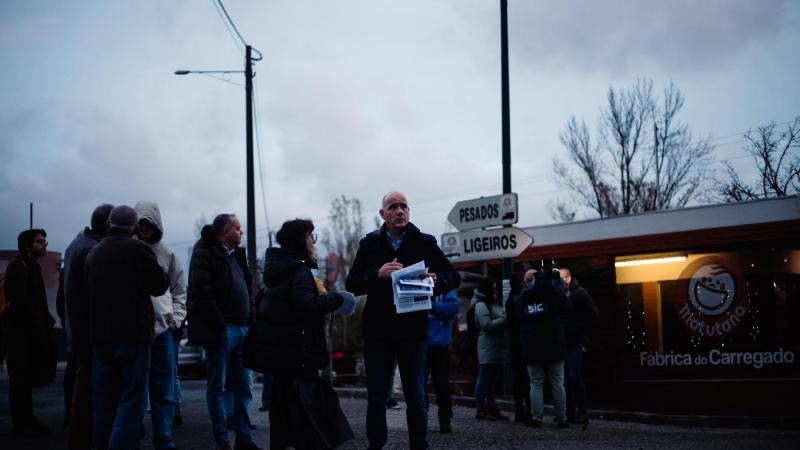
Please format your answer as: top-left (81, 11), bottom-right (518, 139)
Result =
top-left (1, 374), bottom-right (798, 449)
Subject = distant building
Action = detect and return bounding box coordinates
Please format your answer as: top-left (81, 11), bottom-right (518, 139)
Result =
top-left (448, 195), bottom-right (800, 416)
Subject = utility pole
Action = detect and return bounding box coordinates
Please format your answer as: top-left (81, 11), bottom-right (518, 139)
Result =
top-left (245, 45), bottom-right (257, 283)
top-left (500, 0), bottom-right (513, 282)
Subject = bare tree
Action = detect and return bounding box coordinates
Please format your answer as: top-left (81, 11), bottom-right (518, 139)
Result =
top-left (717, 117), bottom-right (800, 201)
top-left (553, 79), bottom-right (712, 219)
top-left (321, 195), bottom-right (364, 290)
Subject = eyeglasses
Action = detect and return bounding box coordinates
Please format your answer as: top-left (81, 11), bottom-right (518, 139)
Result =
top-left (35, 239), bottom-right (48, 245)
top-left (308, 233), bottom-right (318, 243)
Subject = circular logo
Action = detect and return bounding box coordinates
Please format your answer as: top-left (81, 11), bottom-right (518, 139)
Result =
top-left (446, 236), bottom-right (457, 247)
top-left (688, 264), bottom-right (735, 316)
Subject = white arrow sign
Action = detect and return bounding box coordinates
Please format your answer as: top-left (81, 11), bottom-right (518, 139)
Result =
top-left (447, 193), bottom-right (518, 231)
top-left (440, 227), bottom-right (533, 263)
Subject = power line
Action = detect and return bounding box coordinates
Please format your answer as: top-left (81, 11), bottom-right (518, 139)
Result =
top-left (214, 0), bottom-right (247, 49)
top-left (253, 80), bottom-right (272, 237)
top-left (212, 0), bottom-right (244, 54)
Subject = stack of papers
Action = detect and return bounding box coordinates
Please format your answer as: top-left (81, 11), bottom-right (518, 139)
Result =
top-left (391, 260), bottom-right (433, 314)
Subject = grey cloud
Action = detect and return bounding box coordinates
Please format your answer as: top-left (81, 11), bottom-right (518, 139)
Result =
top-left (455, 0), bottom-right (796, 74)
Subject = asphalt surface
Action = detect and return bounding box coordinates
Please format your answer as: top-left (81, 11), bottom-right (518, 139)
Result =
top-left (1, 373), bottom-right (799, 449)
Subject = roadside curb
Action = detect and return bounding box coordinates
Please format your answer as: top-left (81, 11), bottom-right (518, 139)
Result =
top-left (333, 386), bottom-right (800, 430)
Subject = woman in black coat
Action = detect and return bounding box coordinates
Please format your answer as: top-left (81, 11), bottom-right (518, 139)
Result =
top-left (251, 219), bottom-right (354, 449)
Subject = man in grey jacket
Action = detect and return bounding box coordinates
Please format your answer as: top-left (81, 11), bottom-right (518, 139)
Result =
top-left (135, 201), bottom-right (187, 449)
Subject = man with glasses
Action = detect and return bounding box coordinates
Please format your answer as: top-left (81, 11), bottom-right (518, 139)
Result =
top-left (187, 214), bottom-right (261, 450)
top-left (347, 191), bottom-right (460, 450)
top-left (4, 229), bottom-right (57, 437)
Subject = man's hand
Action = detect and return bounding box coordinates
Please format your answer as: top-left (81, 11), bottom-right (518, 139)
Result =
top-left (378, 258), bottom-right (404, 279)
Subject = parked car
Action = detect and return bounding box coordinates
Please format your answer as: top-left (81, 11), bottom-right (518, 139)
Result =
top-left (177, 323), bottom-right (206, 377)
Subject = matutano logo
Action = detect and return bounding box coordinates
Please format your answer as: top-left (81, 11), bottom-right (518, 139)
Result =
top-left (677, 257), bottom-right (748, 339)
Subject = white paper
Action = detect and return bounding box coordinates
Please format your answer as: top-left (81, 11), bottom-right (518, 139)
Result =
top-left (391, 260), bottom-right (433, 314)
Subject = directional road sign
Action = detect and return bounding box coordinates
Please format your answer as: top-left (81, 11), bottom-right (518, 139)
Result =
top-left (440, 226), bottom-right (533, 263)
top-left (447, 193), bottom-right (518, 231)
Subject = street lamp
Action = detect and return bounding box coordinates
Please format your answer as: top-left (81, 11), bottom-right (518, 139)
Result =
top-left (175, 45), bottom-right (262, 287)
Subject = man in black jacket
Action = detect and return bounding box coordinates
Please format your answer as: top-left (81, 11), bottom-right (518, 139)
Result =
top-left (85, 205), bottom-right (168, 449)
top-left (346, 191), bottom-right (460, 450)
top-left (187, 214), bottom-right (260, 450)
top-left (4, 228), bottom-right (56, 437)
top-left (559, 267), bottom-right (596, 425)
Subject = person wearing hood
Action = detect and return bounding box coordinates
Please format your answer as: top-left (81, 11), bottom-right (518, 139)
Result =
top-left (135, 201), bottom-right (187, 449)
top-left (85, 205), bottom-right (169, 448)
top-left (559, 267), bottom-right (596, 426)
top-left (471, 278), bottom-right (509, 421)
top-left (187, 213), bottom-right (260, 450)
top-left (249, 218), bottom-right (355, 449)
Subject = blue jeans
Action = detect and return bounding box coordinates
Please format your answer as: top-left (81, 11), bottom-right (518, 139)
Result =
top-left (474, 363), bottom-right (502, 407)
top-left (364, 339), bottom-right (428, 450)
top-left (93, 343), bottom-right (151, 450)
top-left (173, 336), bottom-right (182, 417)
top-left (565, 342), bottom-right (586, 419)
top-left (205, 326), bottom-right (253, 445)
top-left (148, 330), bottom-right (177, 448)
top-left (527, 361), bottom-right (566, 422)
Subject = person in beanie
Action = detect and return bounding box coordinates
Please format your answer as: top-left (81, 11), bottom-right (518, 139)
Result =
top-left (187, 213), bottom-right (261, 450)
top-left (514, 267), bottom-right (569, 428)
top-left (85, 205), bottom-right (169, 449)
top-left (135, 201), bottom-right (187, 449)
top-left (63, 203), bottom-right (113, 449)
top-left (4, 228), bottom-right (57, 437)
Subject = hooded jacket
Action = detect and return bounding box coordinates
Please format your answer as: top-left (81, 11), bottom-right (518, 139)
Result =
top-left (426, 290), bottom-right (459, 349)
top-left (472, 290), bottom-right (508, 364)
top-left (252, 247), bottom-right (343, 375)
top-left (187, 224), bottom-right (252, 346)
top-left (134, 201), bottom-right (187, 336)
top-left (345, 223), bottom-right (460, 342)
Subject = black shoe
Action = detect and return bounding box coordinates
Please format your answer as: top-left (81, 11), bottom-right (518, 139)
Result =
top-left (258, 405), bottom-right (269, 412)
top-left (173, 414), bottom-right (183, 428)
top-left (556, 419), bottom-right (570, 428)
top-left (234, 440), bottom-right (264, 450)
top-left (524, 419), bottom-right (542, 428)
top-left (13, 420), bottom-right (50, 437)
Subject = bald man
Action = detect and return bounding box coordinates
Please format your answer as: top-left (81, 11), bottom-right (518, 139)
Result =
top-left (347, 191), bottom-right (460, 450)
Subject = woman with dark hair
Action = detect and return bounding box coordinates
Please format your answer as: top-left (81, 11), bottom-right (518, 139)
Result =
top-left (250, 219), bottom-right (354, 449)
top-left (471, 278), bottom-right (508, 421)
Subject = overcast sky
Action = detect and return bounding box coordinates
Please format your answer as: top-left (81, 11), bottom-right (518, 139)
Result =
top-left (1, 0), bottom-right (799, 259)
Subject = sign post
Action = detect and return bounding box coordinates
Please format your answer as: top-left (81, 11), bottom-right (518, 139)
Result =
top-left (446, 193), bottom-right (518, 231)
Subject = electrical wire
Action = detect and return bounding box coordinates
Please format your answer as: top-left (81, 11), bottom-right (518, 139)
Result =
top-left (252, 78), bottom-right (272, 242)
top-left (214, 0), bottom-right (247, 49)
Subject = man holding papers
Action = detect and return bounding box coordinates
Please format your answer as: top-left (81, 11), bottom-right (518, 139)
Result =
top-left (347, 191), bottom-right (460, 450)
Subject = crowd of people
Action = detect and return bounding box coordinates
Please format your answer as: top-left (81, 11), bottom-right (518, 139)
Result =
top-left (1, 189), bottom-right (594, 449)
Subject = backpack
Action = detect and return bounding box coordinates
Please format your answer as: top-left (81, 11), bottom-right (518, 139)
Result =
top-left (466, 304), bottom-right (479, 344)
top-left (0, 278), bottom-right (8, 318)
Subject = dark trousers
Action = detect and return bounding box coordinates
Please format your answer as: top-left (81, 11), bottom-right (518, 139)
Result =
top-left (565, 342), bottom-right (587, 420)
top-left (69, 350), bottom-right (93, 450)
top-left (64, 355), bottom-right (76, 424)
top-left (364, 339), bottom-right (428, 450)
top-left (8, 371), bottom-right (34, 428)
top-left (425, 346), bottom-right (452, 425)
top-left (510, 347), bottom-right (531, 421)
